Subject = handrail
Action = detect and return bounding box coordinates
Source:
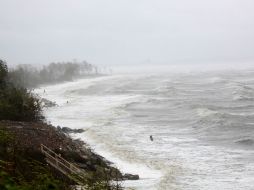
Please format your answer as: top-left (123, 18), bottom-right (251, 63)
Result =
top-left (40, 144), bottom-right (86, 184)
top-left (41, 145), bottom-right (75, 168)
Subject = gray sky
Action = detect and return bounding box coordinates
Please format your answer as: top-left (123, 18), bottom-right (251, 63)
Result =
top-left (0, 0), bottom-right (254, 66)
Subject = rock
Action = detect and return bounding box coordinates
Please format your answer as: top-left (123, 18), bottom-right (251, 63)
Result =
top-left (13, 125), bottom-right (24, 129)
top-left (41, 98), bottom-right (57, 107)
top-left (61, 127), bottom-right (85, 134)
top-left (76, 163), bottom-right (88, 169)
top-left (123, 173), bottom-right (139, 180)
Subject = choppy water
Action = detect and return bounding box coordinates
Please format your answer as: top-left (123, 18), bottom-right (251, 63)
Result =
top-left (36, 69), bottom-right (254, 190)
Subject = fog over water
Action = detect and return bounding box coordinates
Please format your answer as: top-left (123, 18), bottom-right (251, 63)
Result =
top-left (36, 65), bottom-right (254, 189)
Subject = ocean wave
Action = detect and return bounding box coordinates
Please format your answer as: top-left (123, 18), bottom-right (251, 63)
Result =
top-left (193, 106), bottom-right (254, 130)
top-left (233, 95), bottom-right (254, 101)
top-left (196, 108), bottom-right (218, 117)
top-left (206, 77), bottom-right (227, 84)
top-left (63, 76), bottom-right (138, 95)
top-left (152, 85), bottom-right (177, 96)
top-left (145, 97), bottom-right (171, 104)
top-left (235, 139), bottom-right (254, 146)
top-left (226, 82), bottom-right (254, 101)
top-left (199, 110), bottom-right (252, 121)
top-left (37, 71), bottom-right (254, 190)
top-left (117, 101), bottom-right (139, 109)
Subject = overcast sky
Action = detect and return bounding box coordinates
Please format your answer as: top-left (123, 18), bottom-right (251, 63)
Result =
top-left (0, 0), bottom-right (254, 66)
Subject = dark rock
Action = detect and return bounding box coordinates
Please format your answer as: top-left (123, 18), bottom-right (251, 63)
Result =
top-left (61, 127), bottom-right (85, 134)
top-left (76, 163), bottom-right (88, 169)
top-left (123, 173), bottom-right (139, 180)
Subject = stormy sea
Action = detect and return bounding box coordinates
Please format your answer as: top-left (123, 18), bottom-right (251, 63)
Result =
top-left (36, 66), bottom-right (254, 190)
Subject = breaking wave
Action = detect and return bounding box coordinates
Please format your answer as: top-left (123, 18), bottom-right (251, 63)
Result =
top-left (236, 139), bottom-right (254, 146)
top-left (36, 69), bottom-right (254, 190)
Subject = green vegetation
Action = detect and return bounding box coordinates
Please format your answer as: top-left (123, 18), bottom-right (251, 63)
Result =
top-left (0, 60), bottom-right (8, 89)
top-left (0, 129), bottom-right (66, 190)
top-left (0, 60), bottom-right (42, 121)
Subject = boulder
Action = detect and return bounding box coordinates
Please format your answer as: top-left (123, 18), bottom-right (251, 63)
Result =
top-left (123, 173), bottom-right (139, 180)
top-left (61, 127), bottom-right (85, 134)
top-left (41, 98), bottom-right (57, 107)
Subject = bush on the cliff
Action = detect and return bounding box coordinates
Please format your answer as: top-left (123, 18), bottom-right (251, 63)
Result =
top-left (0, 60), bottom-right (42, 121)
top-left (0, 60), bottom-right (8, 89)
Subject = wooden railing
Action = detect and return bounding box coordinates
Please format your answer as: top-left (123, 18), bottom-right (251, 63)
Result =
top-left (40, 144), bottom-right (86, 185)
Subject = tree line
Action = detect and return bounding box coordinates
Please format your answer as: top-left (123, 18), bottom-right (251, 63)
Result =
top-left (9, 61), bottom-right (99, 88)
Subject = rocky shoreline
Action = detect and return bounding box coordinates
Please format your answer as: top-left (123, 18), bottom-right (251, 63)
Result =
top-left (0, 120), bottom-right (139, 184)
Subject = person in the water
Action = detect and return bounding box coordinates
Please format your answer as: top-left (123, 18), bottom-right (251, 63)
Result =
top-left (150, 135), bottom-right (153, 141)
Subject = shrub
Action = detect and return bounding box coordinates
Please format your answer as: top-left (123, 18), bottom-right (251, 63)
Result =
top-left (0, 88), bottom-right (42, 121)
top-left (0, 60), bottom-right (8, 89)
top-left (0, 129), bottom-right (65, 190)
top-left (0, 60), bottom-right (43, 122)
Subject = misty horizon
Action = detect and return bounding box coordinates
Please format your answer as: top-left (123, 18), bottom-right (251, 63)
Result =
top-left (1, 0), bottom-right (254, 66)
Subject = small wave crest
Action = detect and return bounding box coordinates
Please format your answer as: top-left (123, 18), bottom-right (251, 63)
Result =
top-left (226, 82), bottom-right (254, 101)
top-left (196, 108), bottom-right (218, 117)
top-left (194, 107), bottom-right (252, 131)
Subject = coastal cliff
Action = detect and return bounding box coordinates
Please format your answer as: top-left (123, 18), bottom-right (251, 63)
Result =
top-left (0, 60), bottom-right (138, 189)
top-left (0, 120), bottom-right (138, 189)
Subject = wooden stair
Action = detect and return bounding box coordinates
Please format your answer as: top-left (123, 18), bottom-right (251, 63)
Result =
top-left (40, 144), bottom-right (86, 185)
